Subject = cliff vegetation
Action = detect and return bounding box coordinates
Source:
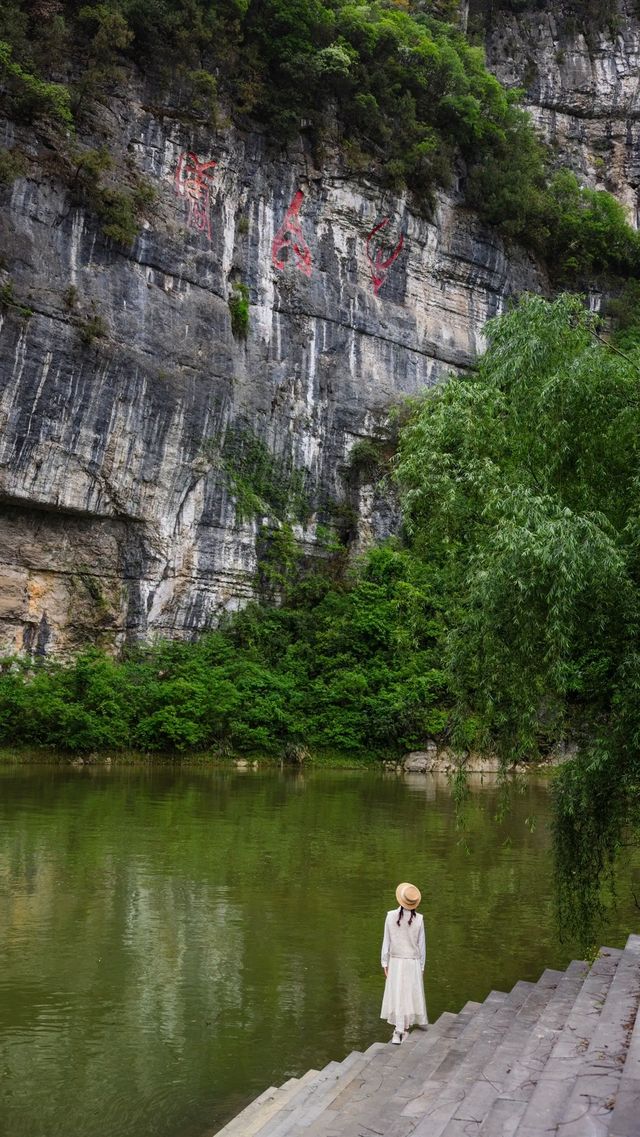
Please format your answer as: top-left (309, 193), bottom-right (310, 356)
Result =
top-left (1, 0), bottom-right (639, 278)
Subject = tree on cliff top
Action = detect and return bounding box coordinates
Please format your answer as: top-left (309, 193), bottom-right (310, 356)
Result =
top-left (396, 293), bottom-right (640, 941)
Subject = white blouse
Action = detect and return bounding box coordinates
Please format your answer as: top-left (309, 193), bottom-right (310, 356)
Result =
top-left (381, 908), bottom-right (426, 970)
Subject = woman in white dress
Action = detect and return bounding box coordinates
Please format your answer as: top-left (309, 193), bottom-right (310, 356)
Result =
top-left (380, 882), bottom-right (428, 1044)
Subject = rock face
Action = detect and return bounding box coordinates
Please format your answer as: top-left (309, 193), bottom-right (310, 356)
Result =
top-left (483, 0), bottom-right (640, 222)
top-left (1, 1), bottom-right (637, 656)
top-left (0, 88), bottom-right (543, 656)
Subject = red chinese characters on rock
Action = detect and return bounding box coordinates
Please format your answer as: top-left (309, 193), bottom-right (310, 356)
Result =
top-left (366, 218), bottom-right (405, 295)
top-left (174, 152), bottom-right (218, 240)
top-left (272, 190), bottom-right (313, 277)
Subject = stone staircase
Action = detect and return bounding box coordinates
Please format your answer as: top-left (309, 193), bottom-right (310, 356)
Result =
top-left (214, 934), bottom-right (640, 1137)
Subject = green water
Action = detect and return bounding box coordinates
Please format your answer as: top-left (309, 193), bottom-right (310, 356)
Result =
top-left (0, 767), bottom-right (638, 1137)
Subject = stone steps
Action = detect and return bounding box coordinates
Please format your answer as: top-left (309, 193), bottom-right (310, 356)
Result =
top-left (476, 958), bottom-right (590, 1137)
top-left (213, 934), bottom-right (640, 1137)
top-left (302, 1002), bottom-right (486, 1137)
top-left (609, 937), bottom-right (640, 1137)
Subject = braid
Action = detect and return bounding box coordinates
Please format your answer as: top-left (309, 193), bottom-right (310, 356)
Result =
top-left (409, 909), bottom-right (415, 925)
top-left (396, 906), bottom-right (404, 926)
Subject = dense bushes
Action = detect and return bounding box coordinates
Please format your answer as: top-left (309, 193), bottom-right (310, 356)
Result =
top-left (0, 546), bottom-right (448, 756)
top-left (1, 1), bottom-right (640, 280)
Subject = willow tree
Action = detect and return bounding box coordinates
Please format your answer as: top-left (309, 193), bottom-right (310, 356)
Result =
top-left (396, 293), bottom-right (640, 943)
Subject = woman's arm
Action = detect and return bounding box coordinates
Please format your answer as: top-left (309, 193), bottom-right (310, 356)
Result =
top-left (418, 917), bottom-right (426, 971)
top-left (381, 914), bottom-right (391, 973)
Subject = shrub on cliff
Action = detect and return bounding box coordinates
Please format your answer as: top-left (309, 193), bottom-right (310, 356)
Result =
top-left (0, 38), bottom-right (72, 126)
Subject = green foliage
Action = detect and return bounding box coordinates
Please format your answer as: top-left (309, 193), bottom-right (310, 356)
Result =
top-left (396, 292), bottom-right (640, 943)
top-left (228, 281), bottom-right (250, 339)
top-left (96, 186), bottom-right (142, 245)
top-left (186, 68), bottom-right (218, 125)
top-left (0, 146), bottom-right (26, 184)
top-left (542, 171), bottom-right (640, 279)
top-left (73, 3), bottom-right (133, 110)
top-left (222, 426), bottom-right (311, 524)
top-left (63, 284), bottom-right (79, 309)
top-left (0, 1), bottom-right (638, 282)
top-left (71, 147), bottom-right (156, 245)
top-left (256, 521), bottom-right (303, 595)
top-left (0, 545), bottom-right (448, 757)
top-left (0, 278), bottom-right (33, 318)
top-left (606, 280), bottom-right (640, 350)
top-left (347, 437), bottom-right (388, 481)
top-left (76, 310), bottom-right (108, 345)
top-left (0, 38), bottom-right (72, 126)
top-left (315, 522), bottom-right (344, 553)
top-left (468, 145), bottom-right (640, 282)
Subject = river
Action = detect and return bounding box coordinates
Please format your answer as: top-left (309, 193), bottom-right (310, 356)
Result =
top-left (0, 765), bottom-right (637, 1137)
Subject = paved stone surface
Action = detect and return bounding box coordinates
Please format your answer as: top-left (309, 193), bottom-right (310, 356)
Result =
top-left (609, 938), bottom-right (640, 1137)
top-left (214, 938), bottom-right (640, 1137)
top-left (476, 960), bottom-right (590, 1137)
top-left (514, 949), bottom-right (623, 1137)
top-left (437, 970), bottom-right (566, 1137)
top-left (302, 1011), bottom-right (472, 1137)
top-left (563, 935), bottom-right (640, 1137)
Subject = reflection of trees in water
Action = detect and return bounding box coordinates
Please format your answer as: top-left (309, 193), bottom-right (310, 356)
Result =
top-left (0, 770), bottom-right (638, 1137)
top-left (123, 882), bottom-right (244, 1044)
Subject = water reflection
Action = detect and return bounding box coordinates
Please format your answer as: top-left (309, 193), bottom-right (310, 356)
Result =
top-left (0, 767), bottom-right (637, 1137)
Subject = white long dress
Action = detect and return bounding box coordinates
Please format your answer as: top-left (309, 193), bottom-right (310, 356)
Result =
top-left (380, 907), bottom-right (428, 1031)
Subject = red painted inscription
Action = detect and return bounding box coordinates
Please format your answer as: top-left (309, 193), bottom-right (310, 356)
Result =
top-left (272, 190), bottom-right (312, 277)
top-left (366, 218), bottom-right (404, 295)
top-left (174, 152), bottom-right (217, 240)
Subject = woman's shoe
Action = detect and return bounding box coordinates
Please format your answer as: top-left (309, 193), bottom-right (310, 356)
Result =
top-left (390, 1030), bottom-right (403, 1044)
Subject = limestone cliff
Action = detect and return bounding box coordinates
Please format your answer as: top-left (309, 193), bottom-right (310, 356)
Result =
top-left (482, 0), bottom-right (640, 220)
top-left (0, 1), bottom-right (637, 656)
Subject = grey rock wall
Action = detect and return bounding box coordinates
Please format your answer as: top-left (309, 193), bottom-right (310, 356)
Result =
top-left (3, 0), bottom-right (635, 659)
top-left (484, 0), bottom-right (640, 222)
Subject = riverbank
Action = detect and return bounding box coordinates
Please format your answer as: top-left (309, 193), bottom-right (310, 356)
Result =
top-left (0, 744), bottom-right (564, 775)
top-left (0, 745), bottom-right (379, 769)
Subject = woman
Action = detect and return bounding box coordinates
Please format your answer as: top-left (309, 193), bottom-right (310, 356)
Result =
top-left (380, 882), bottom-right (428, 1044)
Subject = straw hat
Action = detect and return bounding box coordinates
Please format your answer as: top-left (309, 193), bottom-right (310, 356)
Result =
top-left (396, 882), bottom-right (421, 909)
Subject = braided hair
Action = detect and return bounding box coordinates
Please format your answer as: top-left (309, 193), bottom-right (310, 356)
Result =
top-left (396, 906), bottom-right (416, 926)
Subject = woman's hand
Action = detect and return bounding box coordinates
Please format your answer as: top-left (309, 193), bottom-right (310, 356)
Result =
top-left (383, 967), bottom-right (388, 977)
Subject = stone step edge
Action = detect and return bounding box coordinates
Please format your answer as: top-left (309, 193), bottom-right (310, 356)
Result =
top-left (214, 1067), bottom-right (327, 1137)
top-left (511, 946), bottom-right (624, 1137)
top-left (476, 959), bottom-right (590, 1137)
top-left (237, 1071), bottom-right (326, 1137)
top-left (435, 968), bottom-right (568, 1137)
top-left (356, 1001), bottom-right (486, 1106)
top-left (253, 1053), bottom-right (371, 1137)
top-left (396, 983), bottom-right (537, 1137)
top-left (377, 1003), bottom-right (488, 1108)
top-left (270, 1047), bottom-right (392, 1136)
top-left (557, 934), bottom-right (640, 1137)
top-left (609, 944), bottom-right (640, 1136)
top-left (261, 1015), bottom-right (473, 1137)
top-left (299, 1010), bottom-right (479, 1137)
top-left (321, 991), bottom-right (517, 1137)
